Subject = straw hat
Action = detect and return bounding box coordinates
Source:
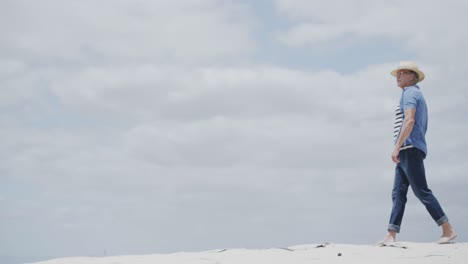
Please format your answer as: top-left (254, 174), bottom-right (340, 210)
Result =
top-left (390, 61), bottom-right (425, 82)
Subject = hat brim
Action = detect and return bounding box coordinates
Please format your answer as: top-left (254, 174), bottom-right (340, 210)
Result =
top-left (391, 66), bottom-right (425, 82)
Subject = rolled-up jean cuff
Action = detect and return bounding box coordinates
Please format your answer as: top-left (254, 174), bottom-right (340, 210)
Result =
top-left (436, 215), bottom-right (449, 226)
top-left (388, 224), bottom-right (400, 233)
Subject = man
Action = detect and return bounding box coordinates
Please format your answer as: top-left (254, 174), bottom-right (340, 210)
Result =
top-left (382, 61), bottom-right (457, 244)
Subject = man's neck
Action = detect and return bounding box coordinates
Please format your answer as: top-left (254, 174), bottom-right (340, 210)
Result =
top-left (399, 82), bottom-right (418, 89)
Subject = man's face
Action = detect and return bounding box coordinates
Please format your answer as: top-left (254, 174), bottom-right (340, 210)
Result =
top-left (396, 70), bottom-right (416, 88)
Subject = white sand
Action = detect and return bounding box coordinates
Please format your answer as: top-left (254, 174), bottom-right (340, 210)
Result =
top-left (28, 242), bottom-right (468, 264)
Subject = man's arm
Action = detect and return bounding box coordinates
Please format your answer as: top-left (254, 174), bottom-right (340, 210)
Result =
top-left (392, 108), bottom-right (416, 163)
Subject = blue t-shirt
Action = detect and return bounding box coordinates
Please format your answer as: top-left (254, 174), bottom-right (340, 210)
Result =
top-left (395, 85), bottom-right (428, 155)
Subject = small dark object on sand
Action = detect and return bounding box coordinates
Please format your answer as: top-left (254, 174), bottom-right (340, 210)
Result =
top-left (338, 253), bottom-right (342, 256)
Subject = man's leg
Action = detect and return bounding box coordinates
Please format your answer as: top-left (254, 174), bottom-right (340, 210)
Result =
top-left (400, 148), bottom-right (457, 242)
top-left (384, 164), bottom-right (410, 242)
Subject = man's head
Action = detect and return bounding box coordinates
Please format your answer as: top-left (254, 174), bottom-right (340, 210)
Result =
top-left (390, 61), bottom-right (425, 88)
top-left (396, 70), bottom-right (418, 88)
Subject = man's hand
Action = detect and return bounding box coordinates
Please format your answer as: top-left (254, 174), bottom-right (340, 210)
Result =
top-left (392, 147), bottom-right (400, 163)
top-left (393, 108), bottom-right (415, 164)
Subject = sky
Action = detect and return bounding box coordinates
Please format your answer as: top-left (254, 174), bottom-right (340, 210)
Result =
top-left (1, 0), bottom-right (467, 263)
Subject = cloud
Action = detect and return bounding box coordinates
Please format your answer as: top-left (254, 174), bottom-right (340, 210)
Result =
top-left (0, 59), bottom-right (41, 107)
top-left (0, 0), bottom-right (254, 64)
top-left (277, 23), bottom-right (347, 46)
top-left (274, 0), bottom-right (468, 62)
top-left (1, 59), bottom-right (404, 255)
top-left (50, 63), bottom-right (398, 121)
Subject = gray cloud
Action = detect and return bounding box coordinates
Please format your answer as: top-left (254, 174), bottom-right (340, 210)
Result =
top-left (0, 0), bottom-right (254, 64)
top-left (275, 0), bottom-right (468, 63)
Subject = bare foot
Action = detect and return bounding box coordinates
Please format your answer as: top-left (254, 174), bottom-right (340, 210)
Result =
top-left (438, 232), bottom-right (457, 244)
top-left (379, 232), bottom-right (396, 245)
top-left (438, 223), bottom-right (457, 244)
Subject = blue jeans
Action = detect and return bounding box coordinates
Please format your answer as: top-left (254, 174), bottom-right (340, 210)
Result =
top-left (388, 148), bottom-right (448, 233)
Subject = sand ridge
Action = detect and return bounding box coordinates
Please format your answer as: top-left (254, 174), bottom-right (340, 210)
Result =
top-left (28, 242), bottom-right (467, 264)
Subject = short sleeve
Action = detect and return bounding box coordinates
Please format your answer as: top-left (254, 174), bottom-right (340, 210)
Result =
top-left (402, 89), bottom-right (419, 110)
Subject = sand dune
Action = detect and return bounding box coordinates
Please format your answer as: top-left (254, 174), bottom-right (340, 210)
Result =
top-left (28, 242), bottom-right (467, 264)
